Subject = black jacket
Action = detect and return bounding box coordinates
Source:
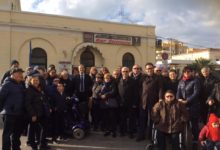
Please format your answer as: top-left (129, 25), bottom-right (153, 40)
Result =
top-left (25, 85), bottom-right (49, 117)
top-left (0, 78), bottom-right (25, 115)
top-left (52, 91), bottom-right (67, 113)
top-left (208, 82), bottom-right (220, 117)
top-left (118, 77), bottom-right (138, 108)
top-left (74, 73), bottom-right (93, 97)
top-left (198, 74), bottom-right (218, 105)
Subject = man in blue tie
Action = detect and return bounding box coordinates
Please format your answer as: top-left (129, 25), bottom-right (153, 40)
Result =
top-left (73, 64), bottom-right (93, 120)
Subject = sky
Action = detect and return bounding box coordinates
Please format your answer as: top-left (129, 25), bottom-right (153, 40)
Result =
top-left (20, 0), bottom-right (220, 48)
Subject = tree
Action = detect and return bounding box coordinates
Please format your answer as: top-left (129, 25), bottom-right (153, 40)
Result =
top-left (187, 58), bottom-right (215, 74)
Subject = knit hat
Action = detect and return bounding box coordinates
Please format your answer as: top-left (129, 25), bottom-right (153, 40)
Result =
top-left (10, 60), bottom-right (19, 66)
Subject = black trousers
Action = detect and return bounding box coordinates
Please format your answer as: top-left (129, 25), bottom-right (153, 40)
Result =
top-left (91, 100), bottom-right (101, 129)
top-left (137, 106), bottom-right (153, 140)
top-left (157, 130), bottom-right (181, 150)
top-left (27, 116), bottom-right (48, 148)
top-left (77, 92), bottom-right (89, 120)
top-left (119, 106), bottom-right (137, 135)
top-left (52, 111), bottom-right (65, 139)
top-left (105, 108), bottom-right (117, 133)
top-left (2, 115), bottom-right (24, 150)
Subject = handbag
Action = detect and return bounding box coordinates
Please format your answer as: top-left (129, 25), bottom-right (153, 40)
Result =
top-left (105, 97), bottom-right (118, 108)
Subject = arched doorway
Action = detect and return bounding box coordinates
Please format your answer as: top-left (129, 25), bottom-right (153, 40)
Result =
top-left (122, 52), bottom-right (135, 70)
top-left (80, 47), bottom-right (95, 73)
top-left (30, 48), bottom-right (47, 69)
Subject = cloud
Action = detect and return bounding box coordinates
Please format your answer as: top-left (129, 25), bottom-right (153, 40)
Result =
top-left (20, 0), bottom-right (220, 48)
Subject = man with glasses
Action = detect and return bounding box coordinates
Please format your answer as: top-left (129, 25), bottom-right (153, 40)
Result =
top-left (136, 63), bottom-right (163, 142)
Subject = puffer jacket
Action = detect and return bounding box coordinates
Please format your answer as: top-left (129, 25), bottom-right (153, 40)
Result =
top-left (176, 78), bottom-right (200, 115)
top-left (152, 100), bottom-right (189, 134)
top-left (0, 77), bottom-right (25, 115)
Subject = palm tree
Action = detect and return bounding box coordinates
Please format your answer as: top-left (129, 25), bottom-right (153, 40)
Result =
top-left (187, 58), bottom-right (215, 74)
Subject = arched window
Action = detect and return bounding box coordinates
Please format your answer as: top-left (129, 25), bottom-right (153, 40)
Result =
top-left (30, 48), bottom-right (47, 69)
top-left (80, 49), bottom-right (95, 67)
top-left (122, 53), bottom-right (135, 70)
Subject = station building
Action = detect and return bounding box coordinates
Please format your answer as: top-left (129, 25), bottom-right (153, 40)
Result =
top-left (0, 0), bottom-right (156, 75)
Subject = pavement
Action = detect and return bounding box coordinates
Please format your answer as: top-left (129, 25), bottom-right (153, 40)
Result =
top-left (0, 118), bottom-right (148, 150)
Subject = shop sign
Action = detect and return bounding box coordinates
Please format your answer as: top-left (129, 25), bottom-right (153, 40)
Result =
top-left (83, 32), bottom-right (141, 46)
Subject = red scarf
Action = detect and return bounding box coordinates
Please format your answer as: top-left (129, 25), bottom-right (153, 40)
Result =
top-left (182, 76), bottom-right (190, 81)
top-left (206, 114), bottom-right (220, 142)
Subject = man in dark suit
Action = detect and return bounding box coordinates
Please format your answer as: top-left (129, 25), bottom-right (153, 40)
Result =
top-left (118, 67), bottom-right (138, 139)
top-left (136, 62), bottom-right (163, 142)
top-left (74, 64), bottom-right (93, 120)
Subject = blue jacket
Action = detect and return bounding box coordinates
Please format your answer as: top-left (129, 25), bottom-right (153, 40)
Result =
top-left (176, 78), bottom-right (200, 116)
top-left (0, 78), bottom-right (25, 115)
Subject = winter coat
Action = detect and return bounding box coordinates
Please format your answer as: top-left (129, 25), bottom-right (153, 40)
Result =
top-left (199, 113), bottom-right (220, 142)
top-left (208, 82), bottom-right (220, 117)
top-left (25, 85), bottom-right (50, 117)
top-left (152, 100), bottom-right (189, 134)
top-left (140, 74), bottom-right (164, 110)
top-left (118, 77), bottom-right (138, 108)
top-left (198, 74), bottom-right (218, 105)
top-left (0, 78), bottom-right (25, 115)
top-left (100, 81), bottom-right (118, 108)
top-left (176, 77), bottom-right (200, 116)
top-left (52, 91), bottom-right (67, 113)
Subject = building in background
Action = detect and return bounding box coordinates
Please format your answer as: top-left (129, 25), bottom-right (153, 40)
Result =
top-left (0, 0), bottom-right (156, 76)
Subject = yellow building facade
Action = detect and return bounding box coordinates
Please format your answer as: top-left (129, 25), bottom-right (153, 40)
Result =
top-left (0, 0), bottom-right (156, 76)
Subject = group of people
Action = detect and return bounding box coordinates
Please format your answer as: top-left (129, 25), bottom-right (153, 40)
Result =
top-left (0, 59), bottom-right (220, 150)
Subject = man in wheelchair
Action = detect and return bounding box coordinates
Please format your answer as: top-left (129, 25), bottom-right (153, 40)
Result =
top-left (199, 113), bottom-right (220, 150)
top-left (151, 90), bottom-right (189, 150)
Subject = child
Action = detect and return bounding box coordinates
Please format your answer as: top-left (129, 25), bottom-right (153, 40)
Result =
top-left (199, 113), bottom-right (220, 150)
top-left (152, 90), bottom-right (189, 150)
top-left (52, 82), bottom-right (68, 143)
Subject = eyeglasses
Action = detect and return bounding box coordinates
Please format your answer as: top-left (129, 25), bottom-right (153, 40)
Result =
top-left (146, 67), bottom-right (153, 70)
top-left (165, 95), bottom-right (174, 98)
top-left (133, 68), bottom-right (139, 70)
top-left (155, 70), bottom-right (161, 72)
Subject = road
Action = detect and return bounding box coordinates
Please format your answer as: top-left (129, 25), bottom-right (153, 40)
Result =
top-left (0, 118), bottom-right (148, 150)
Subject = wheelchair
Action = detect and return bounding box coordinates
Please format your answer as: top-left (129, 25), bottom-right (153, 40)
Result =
top-left (145, 124), bottom-right (187, 150)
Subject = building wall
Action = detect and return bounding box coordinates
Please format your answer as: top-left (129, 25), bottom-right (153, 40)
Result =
top-left (0, 10), bottom-right (156, 76)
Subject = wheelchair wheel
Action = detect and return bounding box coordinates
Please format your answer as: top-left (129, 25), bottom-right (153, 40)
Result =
top-left (73, 128), bottom-right (85, 140)
top-left (145, 144), bottom-right (155, 150)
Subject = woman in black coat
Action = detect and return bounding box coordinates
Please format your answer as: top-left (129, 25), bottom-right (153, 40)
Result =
top-left (100, 73), bottom-right (118, 137)
top-left (25, 75), bottom-right (51, 150)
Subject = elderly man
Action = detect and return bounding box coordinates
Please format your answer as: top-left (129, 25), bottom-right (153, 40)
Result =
top-left (0, 68), bottom-right (25, 150)
top-left (118, 67), bottom-right (138, 138)
top-left (198, 66), bottom-right (218, 124)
